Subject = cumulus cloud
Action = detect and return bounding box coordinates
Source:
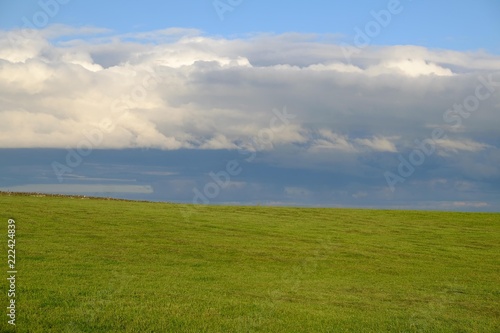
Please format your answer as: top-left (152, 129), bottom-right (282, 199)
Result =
top-left (367, 58), bottom-right (454, 77)
top-left (0, 25), bottom-right (499, 158)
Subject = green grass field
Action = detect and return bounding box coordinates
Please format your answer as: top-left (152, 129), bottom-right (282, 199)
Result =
top-left (0, 192), bottom-right (499, 332)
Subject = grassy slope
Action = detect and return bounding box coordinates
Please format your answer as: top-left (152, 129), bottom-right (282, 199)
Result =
top-left (0, 193), bottom-right (499, 332)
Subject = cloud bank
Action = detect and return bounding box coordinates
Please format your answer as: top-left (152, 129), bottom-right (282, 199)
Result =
top-left (1, 26), bottom-right (499, 209)
top-left (1, 25), bottom-right (498, 152)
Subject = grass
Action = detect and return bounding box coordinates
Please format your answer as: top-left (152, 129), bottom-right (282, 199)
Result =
top-left (0, 192), bottom-right (499, 332)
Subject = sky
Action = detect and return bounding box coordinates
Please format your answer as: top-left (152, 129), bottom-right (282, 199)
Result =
top-left (0, 0), bottom-right (499, 211)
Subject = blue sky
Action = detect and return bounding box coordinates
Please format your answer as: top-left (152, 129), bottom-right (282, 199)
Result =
top-left (0, 0), bottom-right (499, 211)
top-left (1, 0), bottom-right (500, 53)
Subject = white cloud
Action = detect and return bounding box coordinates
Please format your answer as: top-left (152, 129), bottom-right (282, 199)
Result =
top-left (307, 62), bottom-right (363, 73)
top-left (355, 136), bottom-right (398, 152)
top-left (0, 25), bottom-right (499, 157)
top-left (199, 134), bottom-right (238, 150)
top-left (312, 130), bottom-right (356, 152)
top-left (435, 139), bottom-right (490, 154)
top-left (367, 59), bottom-right (454, 77)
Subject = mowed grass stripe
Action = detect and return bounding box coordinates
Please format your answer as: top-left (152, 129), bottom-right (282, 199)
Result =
top-left (0, 193), bottom-right (499, 332)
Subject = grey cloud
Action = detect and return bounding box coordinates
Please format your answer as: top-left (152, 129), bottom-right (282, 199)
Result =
top-left (0, 26), bottom-right (499, 211)
top-left (1, 26), bottom-right (499, 153)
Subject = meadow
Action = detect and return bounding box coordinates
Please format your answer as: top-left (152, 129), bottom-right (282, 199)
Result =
top-left (0, 192), bottom-right (499, 332)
